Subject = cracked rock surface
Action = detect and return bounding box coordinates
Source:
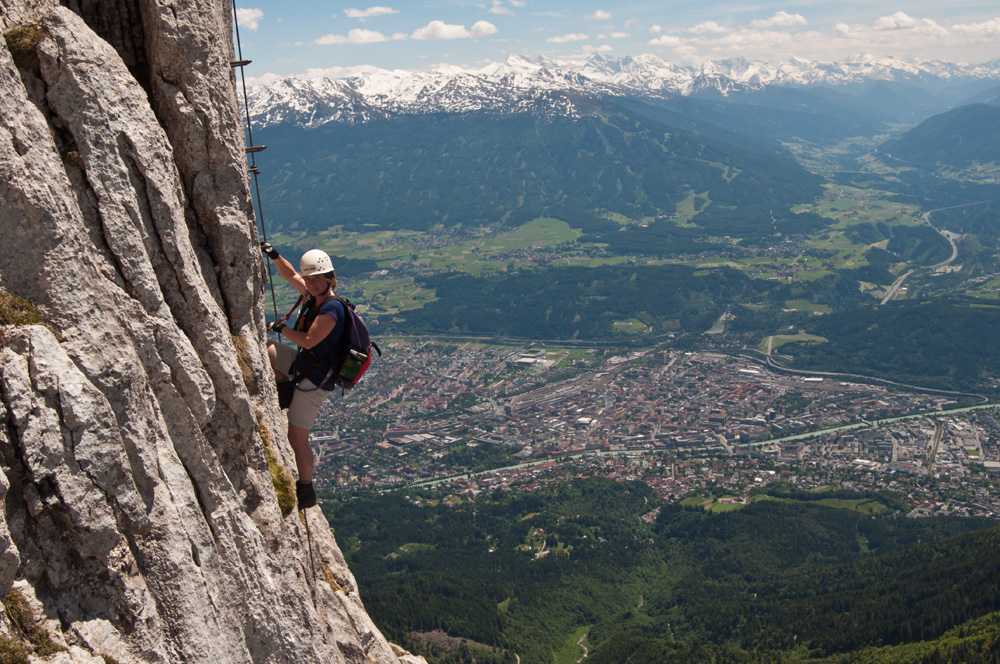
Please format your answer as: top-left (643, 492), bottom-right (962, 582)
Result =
top-left (0, 2), bottom-right (423, 662)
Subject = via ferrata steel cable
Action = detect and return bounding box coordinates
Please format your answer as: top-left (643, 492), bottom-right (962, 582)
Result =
top-left (231, 0), bottom-right (279, 322)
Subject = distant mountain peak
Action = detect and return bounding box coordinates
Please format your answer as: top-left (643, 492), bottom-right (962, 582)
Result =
top-left (247, 53), bottom-right (1000, 129)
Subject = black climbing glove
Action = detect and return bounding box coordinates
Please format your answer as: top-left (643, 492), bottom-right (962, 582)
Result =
top-left (267, 320), bottom-right (285, 334)
top-left (260, 241), bottom-right (279, 259)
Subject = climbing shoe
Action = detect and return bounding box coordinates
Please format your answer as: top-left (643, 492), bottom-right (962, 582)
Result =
top-left (296, 480), bottom-right (317, 509)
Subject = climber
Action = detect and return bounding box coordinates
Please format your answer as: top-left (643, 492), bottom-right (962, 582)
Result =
top-left (261, 242), bottom-right (345, 509)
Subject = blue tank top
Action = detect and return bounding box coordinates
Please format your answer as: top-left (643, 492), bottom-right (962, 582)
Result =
top-left (292, 296), bottom-right (345, 388)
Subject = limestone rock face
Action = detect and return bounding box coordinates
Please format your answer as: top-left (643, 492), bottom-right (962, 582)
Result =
top-left (0, 2), bottom-right (422, 663)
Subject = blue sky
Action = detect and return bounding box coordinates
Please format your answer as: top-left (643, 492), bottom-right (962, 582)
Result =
top-left (233, 2), bottom-right (1000, 85)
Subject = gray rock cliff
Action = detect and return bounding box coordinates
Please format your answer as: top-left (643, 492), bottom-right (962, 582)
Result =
top-left (0, 2), bottom-right (421, 662)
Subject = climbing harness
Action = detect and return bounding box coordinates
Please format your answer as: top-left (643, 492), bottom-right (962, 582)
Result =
top-left (231, 0), bottom-right (280, 322)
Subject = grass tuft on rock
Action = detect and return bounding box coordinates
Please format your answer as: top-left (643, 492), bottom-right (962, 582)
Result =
top-left (3, 588), bottom-right (64, 658)
top-left (322, 562), bottom-right (343, 593)
top-left (232, 334), bottom-right (255, 388)
top-left (0, 291), bottom-right (41, 327)
top-left (0, 290), bottom-right (43, 348)
top-left (0, 634), bottom-right (29, 664)
top-left (256, 410), bottom-right (296, 515)
top-left (3, 23), bottom-right (47, 72)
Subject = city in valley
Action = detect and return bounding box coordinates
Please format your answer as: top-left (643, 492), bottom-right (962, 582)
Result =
top-left (309, 339), bottom-right (1000, 517)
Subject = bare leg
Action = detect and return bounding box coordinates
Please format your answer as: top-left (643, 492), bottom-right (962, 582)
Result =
top-left (266, 341), bottom-right (287, 380)
top-left (288, 423), bottom-right (314, 482)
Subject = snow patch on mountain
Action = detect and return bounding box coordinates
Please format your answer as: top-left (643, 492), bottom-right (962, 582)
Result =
top-left (246, 53), bottom-right (1000, 128)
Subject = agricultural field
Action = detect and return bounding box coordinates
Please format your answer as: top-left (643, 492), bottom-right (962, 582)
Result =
top-left (271, 185), bottom-right (928, 299)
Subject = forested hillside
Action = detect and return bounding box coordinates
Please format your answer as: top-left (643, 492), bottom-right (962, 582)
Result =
top-left (395, 263), bottom-right (869, 341)
top-left (782, 299), bottom-right (1000, 392)
top-left (325, 478), bottom-right (1000, 664)
top-left (256, 101), bottom-right (824, 237)
top-left (877, 103), bottom-right (1000, 169)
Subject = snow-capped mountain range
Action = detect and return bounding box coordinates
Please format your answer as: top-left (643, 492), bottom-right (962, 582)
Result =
top-left (246, 53), bottom-right (1000, 128)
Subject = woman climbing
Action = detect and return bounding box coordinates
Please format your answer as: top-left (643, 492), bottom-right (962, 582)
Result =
top-left (261, 242), bottom-right (344, 509)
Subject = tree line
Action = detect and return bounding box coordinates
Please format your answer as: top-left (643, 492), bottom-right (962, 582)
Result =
top-left (323, 477), bottom-right (1000, 664)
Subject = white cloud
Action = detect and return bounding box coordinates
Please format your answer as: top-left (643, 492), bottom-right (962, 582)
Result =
top-left (583, 44), bottom-right (613, 53)
top-left (649, 25), bottom-right (662, 35)
top-left (675, 10), bottom-right (979, 64)
top-left (236, 8), bottom-right (263, 31)
top-left (711, 29), bottom-right (795, 49)
top-left (315, 28), bottom-right (402, 45)
top-left (345, 6), bottom-right (398, 19)
top-left (411, 20), bottom-right (498, 40)
top-left (648, 35), bottom-right (683, 47)
top-left (690, 21), bottom-right (729, 34)
top-left (488, 1), bottom-right (513, 15)
top-left (871, 12), bottom-right (949, 39)
top-left (586, 10), bottom-right (612, 21)
top-left (303, 64), bottom-right (382, 80)
top-left (674, 45), bottom-right (700, 61)
top-left (611, 32), bottom-right (628, 39)
top-left (751, 11), bottom-right (806, 29)
top-left (246, 64), bottom-right (382, 88)
top-left (548, 33), bottom-right (589, 43)
top-left (873, 12), bottom-right (921, 31)
top-left (953, 18), bottom-right (1000, 38)
top-left (244, 72), bottom-right (283, 88)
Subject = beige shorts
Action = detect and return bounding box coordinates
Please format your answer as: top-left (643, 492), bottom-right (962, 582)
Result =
top-left (271, 343), bottom-right (334, 430)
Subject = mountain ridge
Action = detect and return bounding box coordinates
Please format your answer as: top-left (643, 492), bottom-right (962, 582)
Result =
top-left (876, 102), bottom-right (1000, 169)
top-left (248, 53), bottom-right (1000, 129)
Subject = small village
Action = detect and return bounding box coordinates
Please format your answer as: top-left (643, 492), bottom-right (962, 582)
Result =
top-left (309, 340), bottom-right (1000, 518)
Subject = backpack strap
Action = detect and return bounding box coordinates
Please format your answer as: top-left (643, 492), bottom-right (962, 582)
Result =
top-left (278, 293), bottom-right (305, 326)
top-left (264, 293), bottom-right (309, 386)
top-left (281, 295), bottom-right (327, 391)
top-left (307, 296), bottom-right (353, 390)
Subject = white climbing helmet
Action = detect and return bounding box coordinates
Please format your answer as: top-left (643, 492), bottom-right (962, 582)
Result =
top-left (299, 249), bottom-right (335, 277)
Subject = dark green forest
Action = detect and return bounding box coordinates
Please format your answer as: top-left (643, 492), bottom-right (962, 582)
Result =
top-left (323, 478), bottom-right (1000, 664)
top-left (877, 103), bottom-right (1000, 170)
top-left (256, 102), bottom-right (824, 237)
top-left (780, 299), bottom-right (1000, 393)
top-left (617, 89), bottom-right (891, 152)
top-left (392, 263), bottom-right (874, 341)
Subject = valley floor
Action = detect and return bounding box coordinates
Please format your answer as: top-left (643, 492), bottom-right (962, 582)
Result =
top-left (310, 341), bottom-right (1000, 517)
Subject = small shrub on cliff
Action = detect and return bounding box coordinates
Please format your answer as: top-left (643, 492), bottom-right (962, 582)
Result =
top-left (3, 23), bottom-right (47, 72)
top-left (322, 562), bottom-right (343, 593)
top-left (256, 410), bottom-right (296, 515)
top-left (0, 291), bottom-right (41, 327)
top-left (2, 588), bottom-right (64, 657)
top-left (0, 634), bottom-right (29, 664)
top-left (0, 290), bottom-right (42, 347)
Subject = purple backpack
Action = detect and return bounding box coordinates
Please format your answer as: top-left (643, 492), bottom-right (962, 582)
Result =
top-left (322, 296), bottom-right (381, 390)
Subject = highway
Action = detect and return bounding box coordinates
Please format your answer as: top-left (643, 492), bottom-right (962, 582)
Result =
top-left (879, 199), bottom-right (989, 304)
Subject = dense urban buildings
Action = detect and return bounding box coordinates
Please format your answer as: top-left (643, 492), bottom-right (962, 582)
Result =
top-left (310, 340), bottom-right (1000, 517)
